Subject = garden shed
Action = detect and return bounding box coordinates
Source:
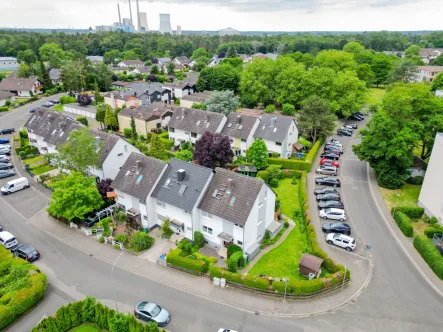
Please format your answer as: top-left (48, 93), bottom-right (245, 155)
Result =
top-left (298, 253), bottom-right (323, 279)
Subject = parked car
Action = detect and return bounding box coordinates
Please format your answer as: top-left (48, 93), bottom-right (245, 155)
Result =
top-left (1, 177), bottom-right (30, 195)
top-left (330, 139), bottom-right (341, 145)
top-left (0, 155), bottom-right (10, 162)
top-left (49, 99), bottom-right (60, 104)
top-left (0, 145), bottom-right (11, 151)
top-left (0, 231), bottom-right (18, 251)
top-left (319, 208), bottom-right (346, 221)
top-left (134, 301), bottom-right (171, 327)
top-left (320, 158), bottom-right (340, 168)
top-left (344, 123), bottom-right (358, 129)
top-left (0, 128), bottom-right (15, 135)
top-left (326, 233), bottom-right (356, 252)
top-left (0, 170), bottom-right (15, 179)
top-left (355, 111), bottom-right (365, 118)
top-left (322, 223), bottom-right (351, 235)
top-left (337, 129), bottom-right (352, 137)
top-left (84, 214), bottom-right (100, 228)
top-left (315, 177), bottom-right (341, 187)
top-left (0, 163), bottom-right (13, 170)
top-left (30, 107), bottom-right (38, 113)
top-left (348, 114), bottom-right (363, 121)
top-left (320, 152), bottom-right (339, 160)
top-left (13, 244), bottom-right (40, 262)
top-left (314, 187), bottom-right (339, 195)
top-left (316, 193), bottom-right (341, 202)
top-left (318, 200), bottom-right (344, 210)
top-left (0, 138), bottom-right (10, 144)
top-left (340, 127), bottom-right (353, 134)
top-left (325, 145), bottom-right (343, 154)
top-left (316, 166), bottom-right (338, 176)
top-left (0, 150), bottom-right (10, 156)
top-left (41, 102), bottom-right (53, 107)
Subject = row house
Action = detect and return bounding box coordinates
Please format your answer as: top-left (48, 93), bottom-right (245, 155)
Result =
top-left (221, 113), bottom-right (260, 157)
top-left (117, 60), bottom-right (145, 68)
top-left (414, 66), bottom-right (443, 83)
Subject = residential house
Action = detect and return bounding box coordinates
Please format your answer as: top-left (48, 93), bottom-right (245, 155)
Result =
top-left (0, 73), bottom-right (43, 97)
top-left (86, 56), bottom-right (104, 63)
top-left (162, 75), bottom-right (198, 99)
top-left (49, 68), bottom-right (62, 85)
top-left (109, 67), bottom-right (126, 74)
top-left (88, 128), bottom-right (140, 181)
top-left (151, 158), bottom-right (214, 239)
top-left (414, 66), bottom-right (443, 82)
top-left (418, 133), bottom-right (443, 224)
top-left (117, 60), bottom-right (145, 68)
top-left (188, 60), bottom-right (197, 68)
top-left (0, 91), bottom-right (15, 107)
top-left (253, 114), bottom-right (299, 158)
top-left (174, 64), bottom-right (185, 72)
top-left (167, 107), bottom-right (227, 145)
top-left (118, 102), bottom-right (174, 136)
top-left (112, 153), bottom-right (168, 231)
top-left (24, 108), bottom-right (82, 154)
top-left (208, 55), bottom-right (223, 67)
top-left (111, 81), bottom-right (130, 89)
top-left (239, 54), bottom-right (252, 64)
top-left (383, 51), bottom-right (405, 57)
top-left (0, 57), bottom-right (18, 71)
top-left (180, 91), bottom-right (212, 108)
top-left (221, 113), bottom-right (260, 156)
top-left (252, 53), bottom-right (278, 60)
top-left (157, 57), bottom-right (171, 65)
top-left (130, 66), bottom-right (151, 75)
top-left (126, 82), bottom-right (171, 105)
top-left (198, 167), bottom-right (276, 259)
top-left (104, 91), bottom-right (139, 110)
top-left (173, 56), bottom-right (191, 66)
top-left (420, 48), bottom-right (443, 64)
top-left (63, 103), bottom-right (97, 119)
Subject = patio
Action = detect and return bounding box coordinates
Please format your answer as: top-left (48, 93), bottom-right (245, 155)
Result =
top-left (199, 244), bottom-right (226, 267)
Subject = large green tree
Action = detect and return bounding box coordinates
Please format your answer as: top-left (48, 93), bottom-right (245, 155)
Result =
top-left (343, 41), bottom-right (365, 54)
top-left (61, 61), bottom-right (86, 92)
top-left (388, 59), bottom-right (418, 84)
top-left (246, 139), bottom-right (268, 170)
top-left (315, 50), bottom-right (357, 72)
top-left (39, 42), bottom-right (65, 67)
top-left (47, 172), bottom-right (103, 222)
top-left (104, 105), bottom-right (118, 130)
top-left (39, 61), bottom-right (53, 90)
top-left (205, 90), bottom-right (240, 115)
top-left (95, 104), bottom-right (106, 130)
top-left (226, 46), bottom-right (239, 58)
top-left (16, 63), bottom-right (30, 78)
top-left (432, 55), bottom-right (443, 66)
top-left (17, 49), bottom-right (37, 64)
top-left (191, 47), bottom-right (209, 60)
top-left (371, 53), bottom-right (393, 87)
top-left (431, 72), bottom-right (443, 91)
top-left (356, 64), bottom-right (375, 87)
top-left (197, 65), bottom-right (240, 92)
top-left (149, 133), bottom-right (167, 161)
top-left (404, 45), bottom-right (424, 65)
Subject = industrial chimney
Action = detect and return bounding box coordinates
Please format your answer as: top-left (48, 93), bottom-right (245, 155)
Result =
top-left (128, 0), bottom-right (134, 27)
top-left (117, 4), bottom-right (122, 24)
top-left (136, 0), bottom-right (141, 32)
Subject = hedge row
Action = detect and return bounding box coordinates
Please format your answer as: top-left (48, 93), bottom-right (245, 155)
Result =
top-left (304, 138), bottom-right (324, 171)
top-left (424, 226), bottom-right (443, 238)
top-left (267, 158), bottom-right (311, 171)
top-left (0, 106), bottom-right (9, 112)
top-left (31, 297), bottom-right (165, 332)
top-left (413, 235), bottom-right (443, 280)
top-left (393, 211), bottom-right (414, 237)
top-left (391, 206), bottom-right (424, 220)
top-left (0, 246), bottom-right (47, 331)
top-left (166, 248), bottom-right (208, 273)
top-left (160, 137), bottom-right (174, 150)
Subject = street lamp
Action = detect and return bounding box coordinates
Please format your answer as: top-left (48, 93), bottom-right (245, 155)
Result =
top-left (111, 252), bottom-right (123, 313)
top-left (393, 193), bottom-right (401, 216)
top-left (283, 277), bottom-right (289, 302)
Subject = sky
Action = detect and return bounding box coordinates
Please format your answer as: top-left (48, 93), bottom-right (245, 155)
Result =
top-left (1, 0), bottom-right (442, 31)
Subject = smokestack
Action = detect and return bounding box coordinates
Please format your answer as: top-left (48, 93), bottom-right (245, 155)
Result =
top-left (128, 0), bottom-right (134, 27)
top-left (117, 4), bottom-right (122, 24)
top-left (136, 0), bottom-right (141, 32)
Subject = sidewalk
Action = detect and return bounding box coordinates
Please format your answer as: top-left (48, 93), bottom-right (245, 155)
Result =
top-left (29, 207), bottom-right (372, 317)
top-left (367, 166), bottom-right (443, 296)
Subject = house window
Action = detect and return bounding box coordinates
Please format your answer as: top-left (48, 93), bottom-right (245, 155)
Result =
top-left (187, 226), bottom-right (192, 232)
top-left (203, 226), bottom-right (213, 235)
top-left (258, 202), bottom-right (263, 208)
top-left (276, 142), bottom-right (282, 146)
top-left (234, 223), bottom-right (244, 229)
top-left (185, 131), bottom-right (190, 135)
top-left (184, 210), bottom-right (191, 215)
top-left (156, 123), bottom-right (161, 128)
top-left (258, 220), bottom-right (263, 227)
top-left (124, 145), bottom-right (128, 152)
top-left (143, 215), bottom-right (148, 220)
top-left (241, 139), bottom-right (247, 143)
top-left (118, 153), bottom-right (123, 157)
top-left (156, 200), bottom-right (165, 207)
top-left (202, 211), bottom-right (213, 219)
top-left (191, 132), bottom-right (197, 138)
top-left (169, 127), bottom-right (175, 133)
top-left (237, 240), bottom-right (243, 245)
top-left (139, 199), bottom-right (146, 204)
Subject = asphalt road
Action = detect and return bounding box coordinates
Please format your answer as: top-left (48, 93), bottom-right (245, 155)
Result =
top-left (1, 103), bottom-right (443, 332)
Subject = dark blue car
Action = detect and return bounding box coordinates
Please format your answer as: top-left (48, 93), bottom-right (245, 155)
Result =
top-left (0, 138), bottom-right (10, 144)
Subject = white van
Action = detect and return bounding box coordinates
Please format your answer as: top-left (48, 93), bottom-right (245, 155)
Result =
top-left (0, 231), bottom-right (18, 250)
top-left (1, 177), bottom-right (30, 195)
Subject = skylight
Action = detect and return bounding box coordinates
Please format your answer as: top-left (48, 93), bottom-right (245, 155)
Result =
top-left (229, 196), bottom-right (236, 206)
top-left (228, 123), bottom-right (232, 128)
top-left (238, 125), bottom-right (243, 130)
top-left (178, 185), bottom-right (187, 195)
top-left (136, 175), bottom-right (143, 183)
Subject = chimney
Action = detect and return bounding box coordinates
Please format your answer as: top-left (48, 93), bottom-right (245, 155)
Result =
top-left (236, 114), bottom-right (241, 124)
top-left (136, 0), bottom-right (141, 32)
top-left (177, 169), bottom-right (186, 181)
top-left (94, 136), bottom-right (101, 147)
top-left (128, 0), bottom-right (134, 27)
top-left (227, 178), bottom-right (233, 192)
top-left (135, 160), bottom-right (141, 172)
top-left (117, 4), bottom-right (122, 24)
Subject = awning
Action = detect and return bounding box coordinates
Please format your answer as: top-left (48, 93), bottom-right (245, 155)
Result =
top-left (217, 232), bottom-right (233, 242)
top-left (107, 192), bottom-right (117, 198)
top-left (170, 219), bottom-right (184, 227)
top-left (127, 208), bottom-right (140, 216)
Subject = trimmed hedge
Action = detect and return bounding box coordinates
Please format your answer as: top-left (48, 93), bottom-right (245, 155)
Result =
top-left (393, 211), bottom-right (414, 237)
top-left (391, 206), bottom-right (424, 220)
top-left (424, 226), bottom-right (443, 238)
top-left (166, 248), bottom-right (208, 273)
top-left (414, 235), bottom-right (443, 280)
top-left (31, 297), bottom-right (166, 332)
top-left (0, 246), bottom-right (47, 331)
top-left (268, 158), bottom-right (311, 171)
top-left (160, 137), bottom-right (174, 150)
top-left (305, 138), bottom-right (324, 170)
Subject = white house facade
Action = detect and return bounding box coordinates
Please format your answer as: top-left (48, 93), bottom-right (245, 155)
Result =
top-left (221, 113), bottom-right (260, 156)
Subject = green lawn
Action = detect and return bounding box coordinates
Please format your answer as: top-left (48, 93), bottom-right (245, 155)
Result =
top-left (368, 87), bottom-right (387, 105)
top-left (379, 183), bottom-right (422, 211)
top-left (70, 324), bottom-right (103, 332)
top-left (248, 178), bottom-right (310, 280)
top-left (31, 165), bottom-right (53, 175)
top-left (53, 104), bottom-right (63, 112)
top-left (23, 155), bottom-right (43, 165)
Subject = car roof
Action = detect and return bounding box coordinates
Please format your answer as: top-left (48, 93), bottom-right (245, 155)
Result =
top-left (337, 234), bottom-right (353, 241)
top-left (17, 244), bottom-right (34, 253)
top-left (329, 208), bottom-right (345, 213)
top-left (143, 302), bottom-right (157, 312)
top-left (0, 231), bottom-right (15, 240)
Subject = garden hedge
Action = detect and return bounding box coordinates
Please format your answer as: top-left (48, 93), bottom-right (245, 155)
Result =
top-left (31, 297), bottom-right (166, 332)
top-left (393, 211), bottom-right (414, 237)
top-left (424, 226), bottom-right (443, 238)
top-left (391, 206), bottom-right (425, 220)
top-left (305, 138), bottom-right (324, 171)
top-left (0, 246), bottom-right (47, 331)
top-left (413, 235), bottom-right (443, 280)
top-left (160, 137), bottom-right (174, 151)
top-left (267, 158), bottom-right (311, 171)
top-left (166, 248), bottom-right (208, 273)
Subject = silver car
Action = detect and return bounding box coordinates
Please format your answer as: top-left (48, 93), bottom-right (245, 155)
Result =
top-left (316, 165), bottom-right (338, 176)
top-left (134, 301), bottom-right (171, 327)
top-left (0, 155), bottom-right (10, 162)
top-left (0, 170), bottom-right (15, 179)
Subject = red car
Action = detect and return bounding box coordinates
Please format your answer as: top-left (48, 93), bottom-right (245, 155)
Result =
top-left (320, 158), bottom-right (340, 168)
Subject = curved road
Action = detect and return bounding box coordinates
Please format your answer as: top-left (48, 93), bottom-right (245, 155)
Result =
top-left (1, 102), bottom-right (442, 332)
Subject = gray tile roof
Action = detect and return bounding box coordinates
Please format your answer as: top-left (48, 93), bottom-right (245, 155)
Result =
top-left (0, 74), bottom-right (41, 92)
top-left (198, 167), bottom-right (264, 226)
top-left (126, 82), bottom-right (169, 97)
top-left (119, 102), bottom-right (175, 122)
top-left (420, 48), bottom-right (443, 57)
top-left (24, 107), bottom-right (83, 147)
top-left (122, 60), bottom-right (144, 66)
top-left (174, 56), bottom-right (190, 65)
top-left (157, 57), bottom-right (171, 63)
top-left (133, 66), bottom-right (151, 74)
top-left (0, 91), bottom-right (14, 100)
top-left (151, 158), bottom-right (213, 212)
top-left (253, 114), bottom-right (295, 143)
top-left (90, 128), bottom-right (119, 164)
top-left (221, 113), bottom-right (259, 140)
top-left (181, 91), bottom-right (212, 103)
top-left (113, 152), bottom-right (167, 201)
top-left (167, 107), bottom-right (225, 135)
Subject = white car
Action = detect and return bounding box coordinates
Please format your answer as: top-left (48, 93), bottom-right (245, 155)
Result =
top-left (0, 155), bottom-right (10, 162)
top-left (326, 233), bottom-right (356, 251)
top-left (0, 145), bottom-right (11, 151)
top-left (319, 208), bottom-right (346, 221)
top-left (218, 330), bottom-right (238, 332)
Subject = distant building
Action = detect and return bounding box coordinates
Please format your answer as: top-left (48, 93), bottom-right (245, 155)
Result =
top-left (49, 68), bottom-right (62, 85)
top-left (159, 14), bottom-right (172, 34)
top-left (219, 27), bottom-right (240, 36)
top-left (420, 48), bottom-right (443, 64)
top-left (86, 56), bottom-right (104, 63)
top-left (0, 57), bottom-right (18, 71)
top-left (139, 12), bottom-right (149, 32)
top-left (413, 66), bottom-right (443, 82)
top-left (0, 73), bottom-right (43, 97)
top-left (177, 25), bottom-right (182, 36)
top-left (117, 60), bottom-right (145, 68)
top-left (95, 25), bottom-right (114, 32)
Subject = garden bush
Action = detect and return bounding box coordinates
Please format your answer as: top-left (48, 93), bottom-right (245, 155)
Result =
top-left (430, 216), bottom-right (438, 225)
top-left (274, 198), bottom-right (281, 212)
top-left (264, 105), bottom-right (275, 113)
top-left (393, 211), bottom-right (414, 237)
top-left (59, 96), bottom-right (77, 104)
top-left (123, 128), bottom-right (132, 138)
top-left (424, 226), bottom-right (443, 238)
top-left (98, 237), bottom-right (105, 243)
top-left (114, 233), bottom-right (129, 244)
top-left (160, 138), bottom-right (174, 151)
top-left (406, 176), bottom-right (424, 185)
top-left (228, 251), bottom-right (245, 272)
top-left (77, 116), bottom-right (88, 126)
top-left (304, 138), bottom-right (323, 168)
top-left (0, 106), bottom-right (9, 112)
top-left (166, 248), bottom-right (208, 273)
top-left (414, 235), bottom-right (443, 280)
top-left (391, 206), bottom-right (425, 220)
top-left (282, 103), bottom-right (296, 116)
top-left (269, 178), bottom-right (279, 188)
top-left (130, 231), bottom-right (154, 252)
top-left (268, 158), bottom-right (311, 171)
top-left (193, 231), bottom-right (205, 248)
top-left (19, 151), bottom-right (26, 159)
top-left (227, 244), bottom-right (242, 258)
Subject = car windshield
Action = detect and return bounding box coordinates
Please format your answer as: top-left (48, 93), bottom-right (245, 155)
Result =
top-left (333, 234), bottom-right (341, 239)
top-left (29, 249), bottom-right (38, 256)
top-left (145, 303), bottom-right (161, 317)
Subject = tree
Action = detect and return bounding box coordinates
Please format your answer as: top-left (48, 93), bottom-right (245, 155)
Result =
top-left (175, 149), bottom-right (193, 162)
top-left (226, 46), bottom-right (239, 58)
top-left (298, 96), bottom-right (336, 143)
top-left (95, 104), bottom-right (106, 129)
top-left (371, 53), bottom-right (393, 87)
top-left (205, 90), bottom-right (240, 115)
top-left (103, 50), bottom-right (121, 65)
top-left (282, 104), bottom-right (296, 116)
top-left (193, 132), bottom-right (233, 168)
top-left (167, 61), bottom-right (175, 76)
top-left (47, 172), bottom-right (103, 222)
top-left (246, 139), bottom-right (268, 170)
top-left (388, 59), bottom-right (418, 84)
top-left (130, 114), bottom-right (137, 141)
top-left (354, 50), bottom-right (375, 65)
top-left (431, 72), bottom-right (443, 91)
top-left (197, 65), bottom-right (241, 92)
top-left (61, 61), bottom-right (86, 92)
top-left (97, 178), bottom-right (113, 201)
top-left (315, 50), bottom-right (357, 72)
top-left (150, 64), bottom-right (159, 74)
top-left (239, 58), bottom-right (275, 106)
top-left (104, 105), bottom-right (118, 130)
top-left (39, 61), bottom-right (53, 90)
top-left (193, 58), bottom-right (209, 72)
top-left (39, 42), bottom-right (64, 67)
top-left (78, 94), bottom-right (92, 106)
top-left (16, 63), bottom-right (30, 78)
top-left (356, 64), bottom-right (375, 87)
top-left (94, 81), bottom-right (101, 103)
top-left (286, 52), bottom-right (315, 68)
top-left (343, 42), bottom-right (365, 54)
top-left (77, 116), bottom-right (88, 126)
top-left (191, 47), bottom-right (209, 60)
top-left (221, 58), bottom-right (243, 70)
top-left (431, 54), bottom-right (443, 66)
top-left (404, 45), bottom-right (424, 65)
top-left (53, 128), bottom-right (103, 175)
top-left (17, 49), bottom-right (37, 64)
top-left (149, 133), bottom-right (167, 161)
